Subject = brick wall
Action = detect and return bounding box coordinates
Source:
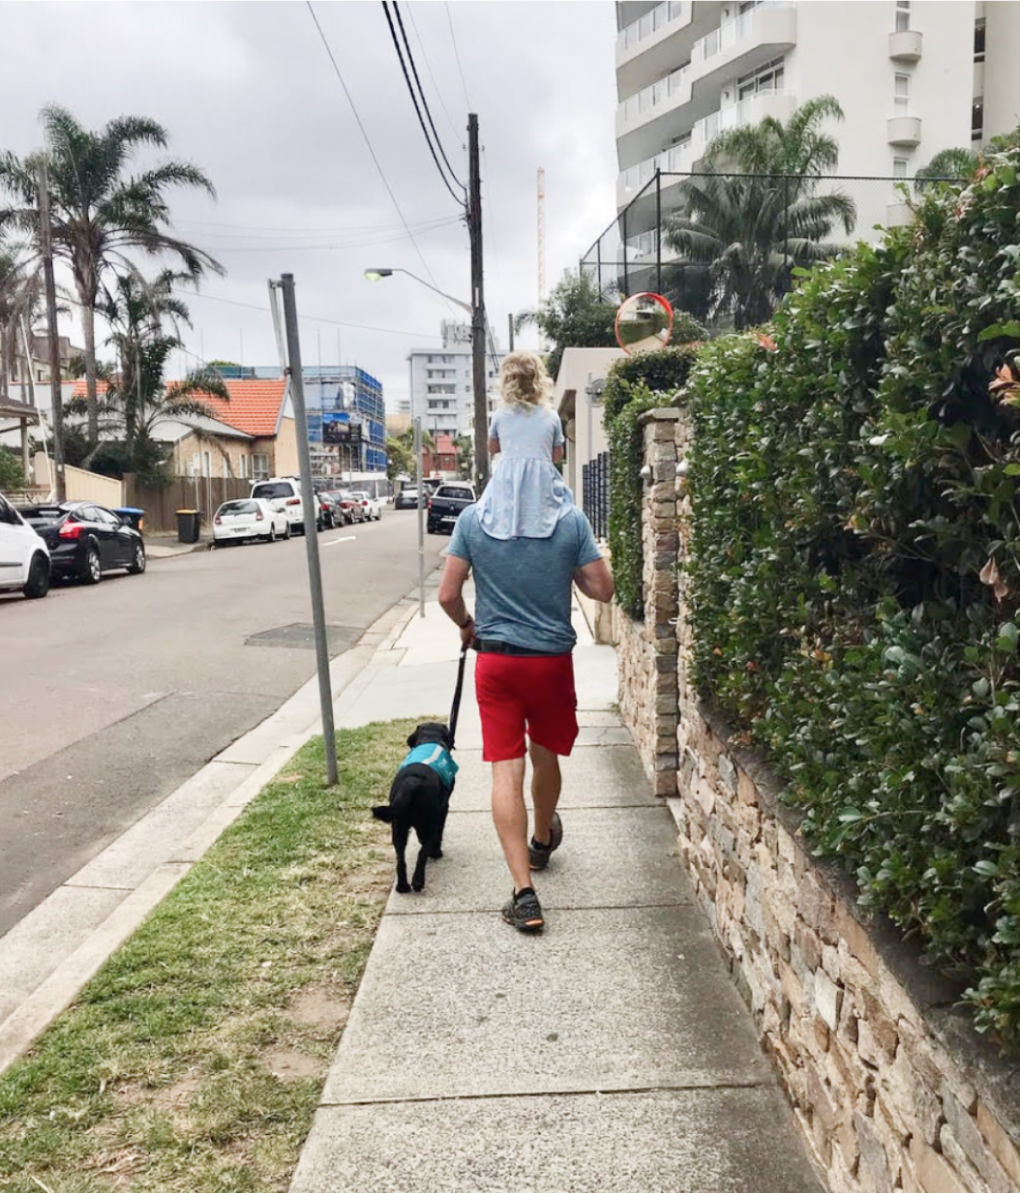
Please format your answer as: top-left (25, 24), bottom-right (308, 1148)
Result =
top-left (616, 402), bottom-right (1020, 1193)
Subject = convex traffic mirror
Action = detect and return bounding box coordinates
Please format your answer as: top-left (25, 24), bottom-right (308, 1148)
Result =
top-left (615, 292), bottom-right (674, 355)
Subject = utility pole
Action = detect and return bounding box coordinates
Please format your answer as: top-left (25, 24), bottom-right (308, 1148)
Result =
top-left (508, 312), bottom-right (514, 352)
top-left (37, 159), bottom-right (65, 502)
top-left (272, 273), bottom-right (337, 786)
top-left (414, 416), bottom-right (425, 618)
top-left (468, 113), bottom-right (487, 493)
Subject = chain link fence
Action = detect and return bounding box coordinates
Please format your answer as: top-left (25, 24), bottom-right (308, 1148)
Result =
top-left (580, 169), bottom-right (966, 320)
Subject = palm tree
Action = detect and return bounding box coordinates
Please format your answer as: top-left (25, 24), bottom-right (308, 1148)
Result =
top-left (914, 147), bottom-right (979, 192)
top-left (0, 105), bottom-right (222, 446)
top-left (665, 96), bottom-right (856, 329)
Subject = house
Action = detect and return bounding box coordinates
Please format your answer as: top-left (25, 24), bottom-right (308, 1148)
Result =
top-left (68, 376), bottom-right (298, 482)
top-left (554, 347), bottom-right (625, 503)
top-left (186, 378), bottom-right (298, 481)
top-left (423, 432), bottom-right (462, 479)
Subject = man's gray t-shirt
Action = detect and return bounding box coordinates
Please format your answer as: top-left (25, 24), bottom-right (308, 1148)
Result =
top-left (447, 505), bottom-right (602, 653)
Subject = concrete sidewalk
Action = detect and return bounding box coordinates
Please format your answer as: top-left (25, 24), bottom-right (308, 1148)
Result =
top-left (288, 587), bottom-right (824, 1192)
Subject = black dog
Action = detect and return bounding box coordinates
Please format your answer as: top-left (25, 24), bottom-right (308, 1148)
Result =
top-left (373, 722), bottom-right (456, 893)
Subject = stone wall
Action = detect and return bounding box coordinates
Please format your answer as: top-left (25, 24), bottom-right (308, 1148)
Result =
top-left (616, 402), bottom-right (1020, 1193)
top-left (614, 408), bottom-right (681, 797)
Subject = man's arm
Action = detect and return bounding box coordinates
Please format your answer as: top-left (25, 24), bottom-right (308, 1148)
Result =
top-left (573, 557), bottom-right (613, 603)
top-left (438, 554), bottom-right (476, 646)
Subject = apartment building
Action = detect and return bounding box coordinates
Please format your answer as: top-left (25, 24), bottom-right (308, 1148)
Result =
top-left (406, 320), bottom-right (504, 441)
top-left (615, 0), bottom-right (1019, 253)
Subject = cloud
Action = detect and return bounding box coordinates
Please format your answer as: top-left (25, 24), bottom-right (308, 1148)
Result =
top-left (0, 0), bottom-right (618, 405)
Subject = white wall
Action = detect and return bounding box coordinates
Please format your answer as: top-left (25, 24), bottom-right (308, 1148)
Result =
top-left (984, 1), bottom-right (1020, 141)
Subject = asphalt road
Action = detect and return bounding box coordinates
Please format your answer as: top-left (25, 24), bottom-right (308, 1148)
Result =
top-left (0, 511), bottom-right (446, 937)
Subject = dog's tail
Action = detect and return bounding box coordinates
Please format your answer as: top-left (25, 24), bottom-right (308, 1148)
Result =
top-left (371, 805), bottom-right (393, 822)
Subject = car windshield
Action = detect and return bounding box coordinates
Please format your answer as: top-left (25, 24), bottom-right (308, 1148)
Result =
top-left (351, 492), bottom-right (369, 500)
top-left (219, 500), bottom-right (257, 515)
top-left (251, 482), bottom-right (293, 500)
top-left (437, 487), bottom-right (471, 498)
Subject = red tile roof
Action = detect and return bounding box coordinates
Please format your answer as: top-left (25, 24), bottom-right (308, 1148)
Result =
top-left (194, 379), bottom-right (288, 437)
top-left (70, 377), bottom-right (288, 438)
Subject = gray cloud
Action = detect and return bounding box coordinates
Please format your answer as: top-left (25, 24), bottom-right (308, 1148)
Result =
top-left (1, 0), bottom-right (617, 405)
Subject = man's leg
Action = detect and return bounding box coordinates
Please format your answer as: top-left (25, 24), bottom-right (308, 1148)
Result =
top-left (491, 756), bottom-right (532, 893)
top-left (529, 741), bottom-right (562, 847)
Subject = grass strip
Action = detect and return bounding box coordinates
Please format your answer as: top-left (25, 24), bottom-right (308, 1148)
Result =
top-left (0, 719), bottom-right (428, 1193)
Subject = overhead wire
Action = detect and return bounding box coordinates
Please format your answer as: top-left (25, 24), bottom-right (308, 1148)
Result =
top-left (403, 2), bottom-right (462, 144)
top-left (444, 2), bottom-right (472, 109)
top-left (304, 0), bottom-right (456, 313)
top-left (381, 0), bottom-right (465, 206)
top-left (390, 1), bottom-right (465, 192)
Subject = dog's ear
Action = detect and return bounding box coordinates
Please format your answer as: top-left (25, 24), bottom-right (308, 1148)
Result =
top-left (372, 805), bottom-right (393, 822)
top-left (406, 729), bottom-right (419, 748)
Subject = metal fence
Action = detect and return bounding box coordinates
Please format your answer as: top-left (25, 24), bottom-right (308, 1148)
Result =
top-left (579, 169), bottom-right (967, 311)
top-left (582, 451), bottom-right (610, 541)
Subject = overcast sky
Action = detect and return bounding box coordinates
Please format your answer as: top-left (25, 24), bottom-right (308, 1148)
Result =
top-left (1, 0), bottom-right (618, 407)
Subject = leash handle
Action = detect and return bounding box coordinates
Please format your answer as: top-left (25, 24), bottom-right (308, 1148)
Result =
top-left (448, 644), bottom-right (469, 750)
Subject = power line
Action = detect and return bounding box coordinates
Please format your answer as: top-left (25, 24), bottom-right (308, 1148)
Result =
top-left (404, 2), bottom-right (461, 144)
top-left (391, 1), bottom-right (465, 192)
top-left (305, 0), bottom-right (456, 313)
top-left (176, 288), bottom-right (443, 339)
top-left (445, 2), bottom-right (471, 109)
top-left (381, 1), bottom-right (464, 205)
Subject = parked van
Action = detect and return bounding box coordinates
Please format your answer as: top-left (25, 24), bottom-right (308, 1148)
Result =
top-left (250, 477), bottom-right (322, 535)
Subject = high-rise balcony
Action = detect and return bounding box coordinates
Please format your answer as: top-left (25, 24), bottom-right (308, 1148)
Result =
top-left (888, 29), bottom-right (922, 62)
top-left (887, 116), bottom-right (922, 147)
top-left (617, 90), bottom-right (799, 209)
top-left (617, 2), bottom-right (797, 166)
top-left (616, 1), bottom-right (724, 96)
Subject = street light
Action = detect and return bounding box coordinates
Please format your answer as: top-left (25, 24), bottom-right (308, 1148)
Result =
top-left (364, 265), bottom-right (488, 492)
top-left (364, 267), bottom-right (472, 315)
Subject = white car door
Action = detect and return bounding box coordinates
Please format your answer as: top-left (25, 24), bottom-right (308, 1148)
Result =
top-left (0, 495), bottom-right (28, 586)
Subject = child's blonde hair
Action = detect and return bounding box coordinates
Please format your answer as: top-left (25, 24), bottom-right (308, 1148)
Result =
top-left (499, 350), bottom-right (553, 408)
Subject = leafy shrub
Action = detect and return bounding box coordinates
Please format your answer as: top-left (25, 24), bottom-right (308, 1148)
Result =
top-left (685, 139), bottom-right (1020, 1045)
top-left (0, 446), bottom-right (24, 491)
top-left (604, 346), bottom-right (700, 619)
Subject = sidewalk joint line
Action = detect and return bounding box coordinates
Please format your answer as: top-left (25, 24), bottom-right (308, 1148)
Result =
top-left (320, 1080), bottom-right (773, 1109)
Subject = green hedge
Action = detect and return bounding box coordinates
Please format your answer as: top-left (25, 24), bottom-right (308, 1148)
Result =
top-left (686, 139), bottom-right (1020, 1046)
top-left (604, 346), bottom-right (700, 619)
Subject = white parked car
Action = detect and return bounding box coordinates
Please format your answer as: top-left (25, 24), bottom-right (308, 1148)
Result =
top-left (212, 497), bottom-right (289, 546)
top-left (250, 478), bottom-right (322, 535)
top-left (350, 490), bottom-right (382, 521)
top-left (0, 492), bottom-right (50, 599)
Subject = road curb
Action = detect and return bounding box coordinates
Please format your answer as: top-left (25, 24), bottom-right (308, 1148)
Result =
top-left (0, 576), bottom-right (434, 1077)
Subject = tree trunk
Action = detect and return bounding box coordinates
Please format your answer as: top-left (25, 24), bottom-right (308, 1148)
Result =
top-left (82, 296), bottom-right (98, 446)
top-left (0, 321), bottom-right (9, 400)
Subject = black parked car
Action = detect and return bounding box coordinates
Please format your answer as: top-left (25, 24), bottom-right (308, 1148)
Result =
top-left (19, 501), bottom-right (147, 584)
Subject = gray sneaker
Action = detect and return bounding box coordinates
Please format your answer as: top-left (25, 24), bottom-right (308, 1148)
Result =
top-left (501, 888), bottom-right (544, 933)
top-left (529, 812), bottom-right (563, 871)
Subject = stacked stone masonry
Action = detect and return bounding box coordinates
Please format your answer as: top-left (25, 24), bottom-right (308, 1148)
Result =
top-left (614, 409), bottom-right (681, 796)
top-left (614, 404), bottom-right (1020, 1193)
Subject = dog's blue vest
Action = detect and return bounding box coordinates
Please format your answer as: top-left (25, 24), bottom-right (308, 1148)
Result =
top-left (399, 743), bottom-right (458, 792)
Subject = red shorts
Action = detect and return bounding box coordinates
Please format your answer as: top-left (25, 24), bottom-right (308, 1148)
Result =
top-left (474, 652), bottom-right (578, 762)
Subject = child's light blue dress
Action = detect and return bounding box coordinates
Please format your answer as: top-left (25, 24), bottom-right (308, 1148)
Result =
top-left (476, 403), bottom-right (575, 540)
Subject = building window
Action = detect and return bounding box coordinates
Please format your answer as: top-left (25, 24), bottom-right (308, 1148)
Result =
top-left (974, 18), bottom-right (985, 62)
top-left (736, 56), bottom-right (785, 101)
top-left (972, 98), bottom-right (984, 143)
top-left (252, 452), bottom-right (269, 480)
top-left (892, 157), bottom-right (908, 179)
top-left (895, 0), bottom-right (910, 32)
top-left (894, 72), bottom-right (910, 113)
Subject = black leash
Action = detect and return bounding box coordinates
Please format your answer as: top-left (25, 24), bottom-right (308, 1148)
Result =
top-left (447, 644), bottom-right (469, 750)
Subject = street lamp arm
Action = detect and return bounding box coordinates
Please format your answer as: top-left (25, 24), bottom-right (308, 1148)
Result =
top-left (364, 267), bottom-right (472, 315)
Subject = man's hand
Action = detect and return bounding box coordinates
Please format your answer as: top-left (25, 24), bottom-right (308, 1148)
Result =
top-left (439, 555), bottom-right (475, 646)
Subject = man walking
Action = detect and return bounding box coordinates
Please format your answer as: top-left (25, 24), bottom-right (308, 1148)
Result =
top-left (438, 505), bottom-right (613, 933)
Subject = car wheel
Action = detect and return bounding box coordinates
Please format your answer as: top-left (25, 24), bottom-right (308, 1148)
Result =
top-left (23, 553), bottom-right (50, 599)
top-left (80, 543), bottom-right (102, 585)
top-left (267, 525), bottom-right (276, 543)
top-left (283, 521), bottom-right (292, 540)
top-left (127, 542), bottom-right (146, 574)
